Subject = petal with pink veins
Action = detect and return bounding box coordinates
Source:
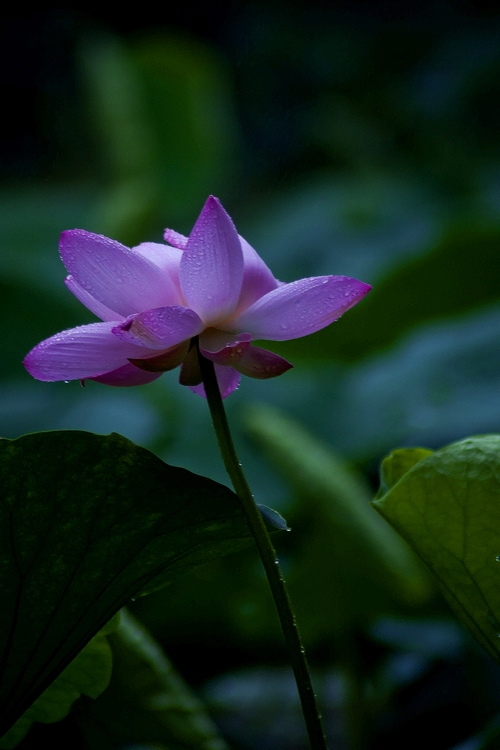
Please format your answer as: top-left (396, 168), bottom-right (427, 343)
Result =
top-left (231, 276), bottom-right (372, 341)
top-left (233, 345), bottom-right (293, 379)
top-left (189, 364), bottom-right (241, 399)
top-left (23, 322), bottom-right (160, 382)
top-left (180, 196), bottom-right (244, 325)
top-left (65, 275), bottom-right (123, 322)
top-left (60, 230), bottom-right (181, 318)
top-left (233, 236), bottom-right (279, 316)
top-left (90, 363), bottom-right (164, 386)
top-left (112, 306), bottom-right (204, 349)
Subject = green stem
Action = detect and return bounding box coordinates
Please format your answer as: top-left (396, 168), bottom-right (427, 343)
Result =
top-left (196, 342), bottom-right (328, 750)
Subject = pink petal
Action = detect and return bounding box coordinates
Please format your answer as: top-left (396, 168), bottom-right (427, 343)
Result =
top-left (231, 276), bottom-right (371, 341)
top-left (65, 276), bottom-right (123, 322)
top-left (233, 236), bottom-right (279, 316)
top-left (233, 345), bottom-right (293, 379)
top-left (130, 341), bottom-right (190, 373)
top-left (60, 230), bottom-right (181, 318)
top-left (132, 242), bottom-right (184, 301)
top-left (24, 322), bottom-right (159, 382)
top-left (179, 196), bottom-right (244, 325)
top-left (163, 228), bottom-right (188, 249)
top-left (90, 363), bottom-right (163, 386)
top-left (112, 306), bottom-right (204, 349)
top-left (188, 364), bottom-right (241, 399)
top-left (200, 339), bottom-right (250, 366)
top-left (199, 328), bottom-right (251, 353)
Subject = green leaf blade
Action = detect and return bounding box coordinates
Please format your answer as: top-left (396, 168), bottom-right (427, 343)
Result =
top-left (373, 435), bottom-right (500, 663)
top-left (0, 430), bottom-right (251, 738)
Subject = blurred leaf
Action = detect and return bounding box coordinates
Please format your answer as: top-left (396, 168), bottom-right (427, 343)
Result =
top-left (0, 187), bottom-right (98, 381)
top-left (269, 224), bottom-right (500, 363)
top-left (76, 608), bottom-right (229, 750)
top-left (0, 431), bottom-right (253, 738)
top-left (369, 617), bottom-right (464, 659)
top-left (82, 34), bottom-right (239, 242)
top-left (245, 174), bottom-right (438, 287)
top-left (373, 436), bottom-right (500, 664)
top-left (310, 303), bottom-right (500, 461)
top-left (245, 405), bottom-right (429, 640)
top-left (0, 280), bottom-right (82, 381)
top-left (0, 630), bottom-right (113, 749)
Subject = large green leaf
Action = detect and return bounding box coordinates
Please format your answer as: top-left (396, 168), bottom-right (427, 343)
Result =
top-left (0, 431), bottom-right (251, 737)
top-left (373, 436), bottom-right (500, 663)
top-left (75, 608), bottom-right (229, 750)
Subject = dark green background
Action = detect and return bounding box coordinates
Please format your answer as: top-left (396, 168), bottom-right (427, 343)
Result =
top-left (3, 2), bottom-right (500, 748)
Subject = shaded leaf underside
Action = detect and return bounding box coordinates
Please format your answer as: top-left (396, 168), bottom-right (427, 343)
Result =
top-left (0, 430), bottom-right (251, 736)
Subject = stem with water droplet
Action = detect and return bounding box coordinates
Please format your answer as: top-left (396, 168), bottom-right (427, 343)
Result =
top-left (196, 340), bottom-right (329, 750)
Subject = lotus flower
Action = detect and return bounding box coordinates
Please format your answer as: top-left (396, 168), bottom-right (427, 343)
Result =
top-left (24, 196), bottom-right (371, 397)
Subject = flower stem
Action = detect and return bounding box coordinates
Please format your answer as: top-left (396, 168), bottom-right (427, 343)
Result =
top-left (196, 343), bottom-right (329, 750)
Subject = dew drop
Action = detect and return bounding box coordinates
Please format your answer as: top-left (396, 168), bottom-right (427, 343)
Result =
top-left (496, 554), bottom-right (500, 562)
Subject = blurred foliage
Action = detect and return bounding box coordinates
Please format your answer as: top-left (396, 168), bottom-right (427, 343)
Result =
top-left (3, 2), bottom-right (500, 748)
top-left (245, 405), bottom-right (430, 642)
top-left (75, 609), bottom-right (229, 750)
top-left (80, 34), bottom-right (239, 243)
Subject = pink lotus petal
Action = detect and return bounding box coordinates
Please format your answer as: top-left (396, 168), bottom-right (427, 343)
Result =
top-left (65, 276), bottom-right (123, 322)
top-left (200, 339), bottom-right (250, 366)
top-left (112, 306), bottom-right (204, 349)
top-left (129, 341), bottom-right (190, 373)
top-left (24, 322), bottom-right (159, 382)
top-left (132, 242), bottom-right (184, 302)
top-left (233, 345), bottom-right (293, 379)
top-left (188, 364), bottom-right (241, 399)
top-left (199, 328), bottom-right (251, 353)
top-left (60, 230), bottom-right (180, 318)
top-left (163, 228), bottom-right (188, 249)
top-left (90, 363), bottom-right (163, 386)
top-left (180, 196), bottom-right (244, 325)
top-left (231, 276), bottom-right (372, 341)
top-left (233, 236), bottom-right (279, 316)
